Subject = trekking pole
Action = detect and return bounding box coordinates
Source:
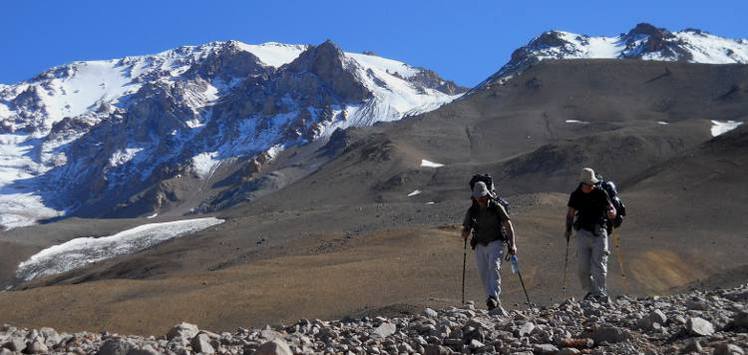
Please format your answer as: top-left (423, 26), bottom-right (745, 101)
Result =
top-left (462, 237), bottom-right (467, 304)
top-left (612, 230), bottom-right (629, 292)
top-left (562, 234), bottom-right (570, 298)
top-left (510, 255), bottom-right (532, 307)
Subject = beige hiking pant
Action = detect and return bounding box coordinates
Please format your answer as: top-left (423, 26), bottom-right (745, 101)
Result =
top-left (576, 227), bottom-right (609, 296)
top-left (475, 239), bottom-right (504, 300)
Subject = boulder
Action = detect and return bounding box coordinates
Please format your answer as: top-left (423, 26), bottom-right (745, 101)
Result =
top-left (24, 338), bottom-right (48, 354)
top-left (373, 322), bottom-right (397, 338)
top-left (592, 325), bottom-right (628, 344)
top-left (424, 344), bottom-right (451, 355)
top-left (97, 338), bottom-right (132, 355)
top-left (254, 338), bottom-right (293, 355)
top-left (533, 343), bottom-right (559, 354)
top-left (190, 333), bottom-right (215, 354)
top-left (3, 337), bottom-right (25, 352)
top-left (166, 323), bottom-right (199, 340)
top-left (713, 343), bottom-right (744, 355)
top-left (686, 317), bottom-right (715, 337)
top-left (557, 348), bottom-right (582, 355)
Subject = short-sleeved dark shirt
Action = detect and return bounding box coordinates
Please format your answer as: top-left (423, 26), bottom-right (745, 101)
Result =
top-left (463, 200), bottom-right (510, 246)
top-left (568, 185), bottom-right (611, 232)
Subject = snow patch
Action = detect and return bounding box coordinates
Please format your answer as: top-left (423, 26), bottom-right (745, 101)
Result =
top-left (658, 121), bottom-right (670, 125)
top-left (146, 213), bottom-right (158, 219)
top-left (16, 217), bottom-right (225, 281)
top-left (711, 120), bottom-right (743, 137)
top-left (191, 152), bottom-right (221, 179)
top-left (565, 119), bottom-right (590, 124)
top-left (407, 190), bottom-right (421, 197)
top-left (420, 159), bottom-right (444, 168)
top-left (236, 42), bottom-right (308, 68)
top-left (425, 201), bottom-right (435, 205)
top-left (108, 148), bottom-right (144, 167)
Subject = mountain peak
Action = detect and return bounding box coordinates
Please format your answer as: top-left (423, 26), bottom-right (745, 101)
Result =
top-left (477, 23), bottom-right (748, 90)
top-left (626, 23), bottom-right (672, 38)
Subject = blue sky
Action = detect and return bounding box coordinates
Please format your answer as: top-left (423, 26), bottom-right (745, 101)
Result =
top-left (2, 0), bottom-right (746, 86)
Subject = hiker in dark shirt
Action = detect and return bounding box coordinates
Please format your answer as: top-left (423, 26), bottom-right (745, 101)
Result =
top-left (462, 181), bottom-right (517, 314)
top-left (565, 168), bottom-right (617, 302)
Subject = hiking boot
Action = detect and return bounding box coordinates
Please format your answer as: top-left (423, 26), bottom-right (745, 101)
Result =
top-left (488, 304), bottom-right (509, 317)
top-left (486, 296), bottom-right (498, 310)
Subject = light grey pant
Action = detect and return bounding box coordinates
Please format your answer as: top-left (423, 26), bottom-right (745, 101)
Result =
top-left (576, 227), bottom-right (609, 296)
top-left (475, 239), bottom-right (504, 300)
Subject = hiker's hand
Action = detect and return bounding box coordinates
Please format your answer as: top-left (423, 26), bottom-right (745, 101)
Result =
top-left (564, 230), bottom-right (572, 242)
top-left (461, 229), bottom-right (470, 241)
top-left (509, 245), bottom-right (518, 256)
top-left (607, 206), bottom-right (617, 220)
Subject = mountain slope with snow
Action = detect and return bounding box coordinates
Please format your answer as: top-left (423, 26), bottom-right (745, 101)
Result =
top-left (479, 23), bottom-right (748, 88)
top-left (0, 40), bottom-right (466, 229)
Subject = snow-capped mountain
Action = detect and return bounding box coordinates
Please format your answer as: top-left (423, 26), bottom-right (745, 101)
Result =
top-left (479, 23), bottom-right (748, 88)
top-left (0, 40), bottom-right (466, 229)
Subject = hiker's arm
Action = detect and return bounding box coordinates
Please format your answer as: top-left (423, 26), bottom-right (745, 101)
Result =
top-left (462, 210), bottom-right (472, 240)
top-left (502, 219), bottom-right (517, 255)
top-left (565, 207), bottom-right (576, 240)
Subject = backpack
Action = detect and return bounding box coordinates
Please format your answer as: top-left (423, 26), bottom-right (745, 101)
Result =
top-left (469, 173), bottom-right (511, 214)
top-left (595, 175), bottom-right (626, 233)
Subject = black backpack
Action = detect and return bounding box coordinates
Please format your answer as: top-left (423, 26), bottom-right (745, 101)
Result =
top-left (595, 175), bottom-right (626, 232)
top-left (469, 173), bottom-right (511, 214)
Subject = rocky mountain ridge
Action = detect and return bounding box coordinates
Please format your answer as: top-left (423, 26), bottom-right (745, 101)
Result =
top-left (0, 40), bottom-right (465, 229)
top-left (478, 23), bottom-right (748, 89)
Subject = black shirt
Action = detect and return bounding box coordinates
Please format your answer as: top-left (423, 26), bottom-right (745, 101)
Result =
top-left (463, 200), bottom-right (510, 245)
top-left (568, 186), bottom-right (611, 232)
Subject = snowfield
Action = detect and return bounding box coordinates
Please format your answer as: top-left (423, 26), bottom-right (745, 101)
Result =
top-left (15, 217), bottom-right (225, 281)
top-left (711, 120), bottom-right (744, 137)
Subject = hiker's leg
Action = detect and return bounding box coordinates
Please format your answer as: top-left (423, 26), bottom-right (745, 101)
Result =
top-left (576, 230), bottom-right (593, 293)
top-left (474, 243), bottom-right (491, 298)
top-left (590, 228), bottom-right (610, 296)
top-left (486, 240), bottom-right (504, 300)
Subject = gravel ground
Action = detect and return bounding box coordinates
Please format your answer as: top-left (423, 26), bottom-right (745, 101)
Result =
top-left (2, 284), bottom-right (746, 354)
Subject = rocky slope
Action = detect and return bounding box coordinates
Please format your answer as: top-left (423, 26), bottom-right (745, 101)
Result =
top-left (477, 23), bottom-right (748, 89)
top-left (1, 284), bottom-right (746, 354)
top-left (0, 40), bottom-right (465, 229)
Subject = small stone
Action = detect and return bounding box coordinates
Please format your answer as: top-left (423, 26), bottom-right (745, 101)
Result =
top-left (373, 322), bottom-right (397, 338)
top-left (423, 308), bottom-right (438, 318)
top-left (254, 338), bottom-right (293, 355)
top-left (191, 333), bottom-right (215, 354)
top-left (557, 348), bottom-right (582, 355)
top-left (125, 345), bottom-right (160, 355)
top-left (3, 337), bottom-right (25, 352)
top-left (24, 339), bottom-right (48, 354)
top-left (713, 343), bottom-right (744, 355)
top-left (649, 309), bottom-right (668, 325)
top-left (731, 311), bottom-right (748, 329)
top-left (592, 325), bottom-right (628, 344)
top-left (469, 339), bottom-right (485, 349)
top-left (517, 322), bottom-right (535, 337)
top-left (683, 338), bottom-right (703, 353)
top-left (533, 343), bottom-right (559, 354)
top-left (166, 323), bottom-right (199, 340)
top-left (97, 338), bottom-right (132, 355)
top-left (686, 317), bottom-right (715, 336)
